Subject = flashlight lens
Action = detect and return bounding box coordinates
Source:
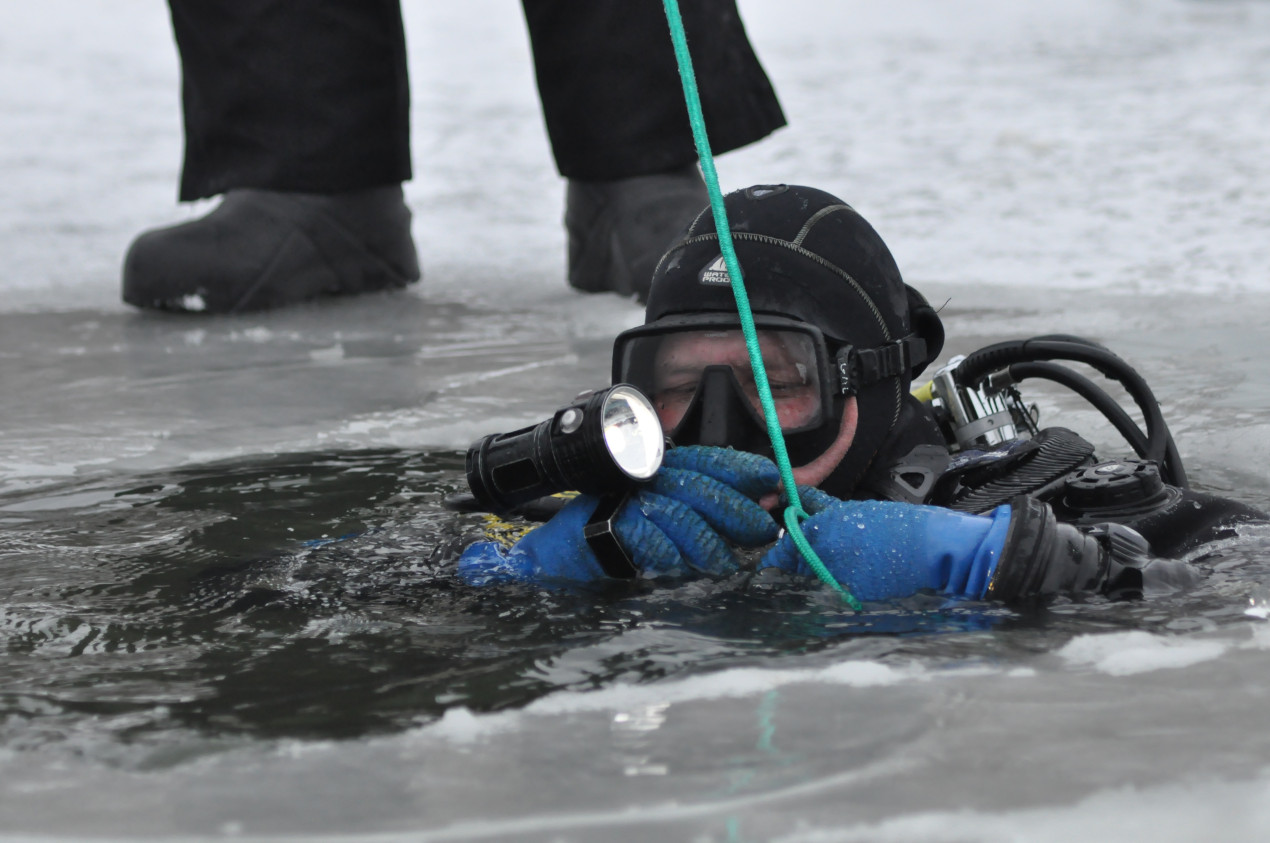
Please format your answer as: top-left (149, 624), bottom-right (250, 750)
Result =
top-left (602, 385), bottom-right (664, 480)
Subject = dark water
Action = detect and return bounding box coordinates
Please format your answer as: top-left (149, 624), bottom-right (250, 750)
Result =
top-left (4, 445), bottom-right (1267, 759)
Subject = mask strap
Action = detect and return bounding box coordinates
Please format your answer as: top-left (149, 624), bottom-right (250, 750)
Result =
top-left (661, 0), bottom-right (862, 611)
top-left (836, 336), bottom-right (928, 395)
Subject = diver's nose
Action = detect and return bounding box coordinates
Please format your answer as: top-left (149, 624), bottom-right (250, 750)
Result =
top-left (677, 366), bottom-right (766, 449)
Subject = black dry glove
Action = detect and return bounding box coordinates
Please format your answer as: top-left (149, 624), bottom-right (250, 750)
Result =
top-left (985, 496), bottom-right (1198, 603)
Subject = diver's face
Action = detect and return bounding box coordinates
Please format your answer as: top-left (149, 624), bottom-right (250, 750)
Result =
top-left (649, 328), bottom-right (856, 499)
top-left (651, 330), bottom-right (821, 433)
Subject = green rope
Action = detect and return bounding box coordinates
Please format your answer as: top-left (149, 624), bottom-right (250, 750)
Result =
top-left (660, 0), bottom-right (861, 611)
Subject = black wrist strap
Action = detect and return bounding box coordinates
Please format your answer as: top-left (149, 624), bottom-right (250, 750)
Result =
top-left (583, 493), bottom-right (639, 579)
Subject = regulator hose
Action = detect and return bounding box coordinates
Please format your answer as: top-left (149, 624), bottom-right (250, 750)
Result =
top-left (957, 335), bottom-right (1188, 488)
top-left (1008, 362), bottom-right (1151, 458)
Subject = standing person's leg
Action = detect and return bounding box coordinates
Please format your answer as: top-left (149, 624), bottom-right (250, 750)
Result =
top-left (124, 0), bottom-right (420, 314)
top-left (522, 0), bottom-right (785, 300)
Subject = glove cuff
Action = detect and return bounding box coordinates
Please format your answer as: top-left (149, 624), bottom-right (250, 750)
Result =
top-left (986, 496), bottom-right (1167, 602)
top-left (987, 496), bottom-right (1109, 601)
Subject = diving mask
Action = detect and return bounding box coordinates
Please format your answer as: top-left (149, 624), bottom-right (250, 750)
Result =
top-left (612, 314), bottom-right (838, 447)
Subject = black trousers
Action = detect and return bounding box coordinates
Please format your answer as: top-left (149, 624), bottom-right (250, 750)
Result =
top-left (169, 0), bottom-right (786, 201)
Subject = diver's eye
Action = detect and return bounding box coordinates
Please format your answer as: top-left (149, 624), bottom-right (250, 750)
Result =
top-left (659, 381), bottom-right (699, 399)
top-left (654, 382), bottom-right (700, 410)
top-left (768, 381), bottom-right (802, 395)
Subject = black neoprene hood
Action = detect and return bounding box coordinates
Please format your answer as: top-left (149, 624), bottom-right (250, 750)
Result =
top-left (632, 183), bottom-right (942, 496)
top-left (645, 184), bottom-right (910, 353)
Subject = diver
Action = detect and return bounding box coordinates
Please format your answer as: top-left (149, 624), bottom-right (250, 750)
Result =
top-left (457, 184), bottom-right (1267, 604)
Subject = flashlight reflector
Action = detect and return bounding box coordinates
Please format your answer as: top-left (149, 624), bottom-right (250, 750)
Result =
top-left (602, 385), bottom-right (664, 481)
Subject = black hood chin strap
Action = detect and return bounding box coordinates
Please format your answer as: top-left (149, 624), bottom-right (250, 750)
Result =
top-left (834, 335), bottom-right (927, 396)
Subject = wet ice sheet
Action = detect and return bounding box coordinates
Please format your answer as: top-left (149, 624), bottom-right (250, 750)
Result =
top-left (4, 0), bottom-right (1270, 493)
top-left (8, 622), bottom-right (1270, 841)
top-left (0, 292), bottom-right (638, 496)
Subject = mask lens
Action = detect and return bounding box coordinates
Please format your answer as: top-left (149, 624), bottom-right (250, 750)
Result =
top-left (619, 328), bottom-right (824, 435)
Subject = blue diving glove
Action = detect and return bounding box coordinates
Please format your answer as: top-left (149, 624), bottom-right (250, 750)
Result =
top-left (758, 495), bottom-right (1014, 602)
top-left (459, 446), bottom-right (783, 585)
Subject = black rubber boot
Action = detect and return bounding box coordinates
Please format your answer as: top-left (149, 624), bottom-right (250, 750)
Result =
top-left (565, 165), bottom-right (708, 302)
top-left (122, 186), bottom-right (420, 314)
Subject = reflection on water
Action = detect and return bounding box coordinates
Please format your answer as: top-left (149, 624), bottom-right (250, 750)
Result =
top-left (2, 448), bottom-right (1268, 755)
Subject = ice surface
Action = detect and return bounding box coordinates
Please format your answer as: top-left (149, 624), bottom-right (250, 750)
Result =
top-left (4, 0), bottom-right (1270, 490)
top-left (4, 0), bottom-right (1270, 310)
top-left (430, 658), bottom-right (935, 744)
top-left (775, 772), bottom-right (1270, 843)
top-left (1057, 629), bottom-right (1230, 675)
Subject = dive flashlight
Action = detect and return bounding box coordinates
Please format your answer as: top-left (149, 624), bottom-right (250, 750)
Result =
top-left (465, 384), bottom-right (665, 515)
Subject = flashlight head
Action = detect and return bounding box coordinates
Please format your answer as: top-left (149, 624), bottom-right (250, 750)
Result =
top-left (466, 384), bottom-right (665, 514)
top-left (600, 385), bottom-right (664, 481)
